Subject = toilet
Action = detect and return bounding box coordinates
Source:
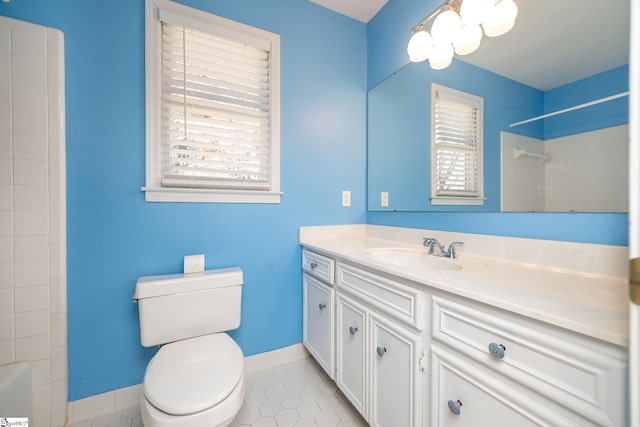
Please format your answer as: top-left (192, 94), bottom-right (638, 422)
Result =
top-left (133, 267), bottom-right (245, 427)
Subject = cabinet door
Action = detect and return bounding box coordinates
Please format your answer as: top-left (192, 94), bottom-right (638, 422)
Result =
top-left (303, 274), bottom-right (334, 379)
top-left (336, 294), bottom-right (368, 417)
top-left (431, 345), bottom-right (578, 427)
top-left (370, 313), bottom-right (423, 427)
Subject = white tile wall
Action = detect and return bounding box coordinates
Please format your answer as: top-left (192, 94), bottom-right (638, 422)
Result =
top-left (0, 158), bottom-right (12, 184)
top-left (500, 131), bottom-right (545, 211)
top-left (0, 28), bottom-right (10, 54)
top-left (0, 340), bottom-right (15, 365)
top-left (544, 125), bottom-right (628, 212)
top-left (0, 264), bottom-right (12, 289)
top-left (14, 236), bottom-right (49, 262)
top-left (14, 260), bottom-right (49, 287)
top-left (15, 334), bottom-right (50, 360)
top-left (0, 314), bottom-right (14, 341)
top-left (33, 358), bottom-right (51, 386)
top-left (14, 185), bottom-right (48, 211)
top-left (0, 288), bottom-right (13, 314)
top-left (0, 15), bottom-right (67, 427)
top-left (0, 186), bottom-right (13, 211)
top-left (14, 159), bottom-right (49, 186)
top-left (0, 53), bottom-right (11, 77)
top-left (0, 211), bottom-right (12, 236)
top-left (13, 108), bottom-right (48, 135)
top-left (14, 310), bottom-right (49, 338)
top-left (0, 107), bottom-right (11, 133)
top-left (0, 79), bottom-right (9, 106)
top-left (0, 132), bottom-right (11, 156)
top-left (501, 125), bottom-right (628, 212)
top-left (14, 133), bottom-right (48, 161)
top-left (14, 211), bottom-right (49, 236)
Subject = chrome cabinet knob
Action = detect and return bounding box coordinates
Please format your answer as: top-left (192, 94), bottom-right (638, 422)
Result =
top-left (318, 303), bottom-right (326, 310)
top-left (448, 399), bottom-right (462, 415)
top-left (310, 262), bottom-right (318, 269)
top-left (376, 346), bottom-right (387, 357)
top-left (488, 343), bottom-right (506, 359)
top-left (349, 326), bottom-right (358, 335)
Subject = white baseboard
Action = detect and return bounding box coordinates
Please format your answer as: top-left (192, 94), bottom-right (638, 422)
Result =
top-left (66, 343), bottom-right (309, 424)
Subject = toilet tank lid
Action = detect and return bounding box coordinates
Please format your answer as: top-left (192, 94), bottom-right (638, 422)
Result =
top-left (133, 267), bottom-right (243, 300)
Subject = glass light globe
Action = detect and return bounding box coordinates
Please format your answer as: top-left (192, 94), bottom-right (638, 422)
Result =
top-left (483, 0), bottom-right (518, 37)
top-left (453, 24), bottom-right (482, 55)
top-left (431, 10), bottom-right (462, 45)
top-left (407, 30), bottom-right (433, 62)
top-left (429, 43), bottom-right (454, 70)
top-left (460, 0), bottom-right (493, 26)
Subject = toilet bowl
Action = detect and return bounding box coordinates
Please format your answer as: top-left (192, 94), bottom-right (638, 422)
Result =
top-left (140, 334), bottom-right (245, 427)
top-left (134, 268), bottom-right (245, 427)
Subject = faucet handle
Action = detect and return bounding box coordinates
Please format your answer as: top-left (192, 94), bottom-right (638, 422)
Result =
top-left (423, 238), bottom-right (446, 256)
top-left (422, 237), bottom-right (437, 247)
top-left (447, 242), bottom-right (464, 259)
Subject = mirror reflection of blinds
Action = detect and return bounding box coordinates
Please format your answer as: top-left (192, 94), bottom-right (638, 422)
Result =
top-left (160, 21), bottom-right (272, 189)
top-left (433, 98), bottom-right (480, 197)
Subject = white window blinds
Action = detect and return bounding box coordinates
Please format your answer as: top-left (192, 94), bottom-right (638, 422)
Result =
top-left (160, 20), bottom-right (272, 190)
top-left (431, 84), bottom-right (484, 204)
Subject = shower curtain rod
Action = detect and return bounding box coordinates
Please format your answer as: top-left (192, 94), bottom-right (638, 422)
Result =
top-left (509, 91), bottom-right (629, 128)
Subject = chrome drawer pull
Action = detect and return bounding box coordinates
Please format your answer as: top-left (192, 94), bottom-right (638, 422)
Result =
top-left (318, 303), bottom-right (326, 310)
top-left (448, 399), bottom-right (462, 415)
top-left (310, 262), bottom-right (318, 269)
top-left (349, 326), bottom-right (358, 335)
top-left (488, 342), bottom-right (506, 359)
top-left (376, 346), bottom-right (387, 357)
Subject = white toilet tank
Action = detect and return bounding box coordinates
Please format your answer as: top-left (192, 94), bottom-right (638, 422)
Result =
top-left (134, 267), bottom-right (243, 347)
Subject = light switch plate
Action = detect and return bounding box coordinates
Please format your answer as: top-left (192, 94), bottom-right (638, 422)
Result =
top-left (381, 192), bottom-right (389, 207)
top-left (342, 190), bottom-right (351, 207)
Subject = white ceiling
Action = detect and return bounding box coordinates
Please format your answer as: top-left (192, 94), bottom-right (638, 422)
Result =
top-left (310, 0), bottom-right (630, 91)
top-left (308, 0), bottom-right (388, 23)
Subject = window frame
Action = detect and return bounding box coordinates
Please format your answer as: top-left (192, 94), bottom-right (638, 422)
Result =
top-left (142, 0), bottom-right (281, 203)
top-left (430, 83), bottom-right (485, 206)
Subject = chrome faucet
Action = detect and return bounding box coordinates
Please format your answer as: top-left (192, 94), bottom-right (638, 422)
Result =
top-left (422, 238), bottom-right (464, 259)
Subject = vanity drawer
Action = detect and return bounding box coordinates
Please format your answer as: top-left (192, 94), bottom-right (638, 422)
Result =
top-left (337, 263), bottom-right (424, 330)
top-left (430, 345), bottom-right (571, 427)
top-left (302, 249), bottom-right (335, 284)
top-left (431, 295), bottom-right (626, 427)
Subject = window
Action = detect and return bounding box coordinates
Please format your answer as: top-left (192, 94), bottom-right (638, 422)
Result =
top-left (143, 0), bottom-right (281, 203)
top-left (430, 83), bottom-right (484, 205)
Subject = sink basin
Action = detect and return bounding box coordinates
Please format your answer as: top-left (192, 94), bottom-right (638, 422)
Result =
top-left (362, 248), bottom-right (463, 271)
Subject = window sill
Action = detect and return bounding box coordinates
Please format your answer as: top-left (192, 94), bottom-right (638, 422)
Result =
top-left (141, 187), bottom-right (282, 204)
top-left (430, 196), bottom-right (485, 206)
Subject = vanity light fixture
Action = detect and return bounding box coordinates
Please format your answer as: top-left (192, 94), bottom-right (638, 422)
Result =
top-left (407, 0), bottom-right (518, 70)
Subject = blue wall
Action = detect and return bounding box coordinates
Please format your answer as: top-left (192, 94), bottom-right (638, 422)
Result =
top-left (0, 0), bottom-right (367, 400)
top-left (367, 0), bottom-right (629, 246)
top-left (544, 65), bottom-right (629, 139)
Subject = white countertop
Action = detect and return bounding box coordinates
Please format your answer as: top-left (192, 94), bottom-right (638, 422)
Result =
top-left (300, 225), bottom-right (629, 347)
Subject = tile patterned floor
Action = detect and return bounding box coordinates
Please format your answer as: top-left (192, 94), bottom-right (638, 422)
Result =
top-left (67, 357), bottom-right (368, 427)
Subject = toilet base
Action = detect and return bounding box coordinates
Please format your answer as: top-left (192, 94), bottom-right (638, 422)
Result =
top-left (140, 375), bottom-right (245, 427)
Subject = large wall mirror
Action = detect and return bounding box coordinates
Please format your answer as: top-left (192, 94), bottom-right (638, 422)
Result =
top-left (368, 0), bottom-right (630, 212)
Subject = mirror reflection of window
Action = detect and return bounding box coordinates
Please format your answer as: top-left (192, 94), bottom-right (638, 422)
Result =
top-left (431, 83), bottom-right (484, 206)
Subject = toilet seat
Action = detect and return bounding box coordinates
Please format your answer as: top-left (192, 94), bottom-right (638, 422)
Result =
top-left (143, 333), bottom-right (244, 415)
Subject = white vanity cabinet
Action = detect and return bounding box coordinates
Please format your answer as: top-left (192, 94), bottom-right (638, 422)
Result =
top-left (336, 262), bottom-right (425, 427)
top-left (302, 249), bottom-right (335, 379)
top-left (336, 293), bottom-right (367, 416)
top-left (301, 239), bottom-right (627, 427)
top-left (430, 295), bottom-right (628, 426)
